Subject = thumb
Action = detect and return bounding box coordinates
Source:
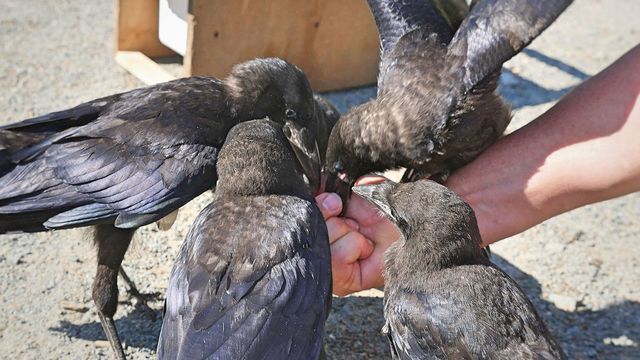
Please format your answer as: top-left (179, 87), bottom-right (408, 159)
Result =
top-left (315, 192), bottom-right (343, 219)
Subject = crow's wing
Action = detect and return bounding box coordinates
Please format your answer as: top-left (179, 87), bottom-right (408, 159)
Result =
top-left (0, 130), bottom-right (49, 173)
top-left (0, 94), bottom-right (120, 134)
top-left (365, 0), bottom-right (467, 58)
top-left (449, 0), bottom-right (573, 91)
top-left (384, 265), bottom-right (565, 359)
top-left (158, 196), bottom-right (331, 360)
top-left (0, 77), bottom-right (231, 231)
top-left (367, 0), bottom-right (468, 92)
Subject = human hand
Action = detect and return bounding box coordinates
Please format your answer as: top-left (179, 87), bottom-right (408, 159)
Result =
top-left (315, 176), bottom-right (401, 296)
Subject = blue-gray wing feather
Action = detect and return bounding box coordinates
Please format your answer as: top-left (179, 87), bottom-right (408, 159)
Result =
top-left (158, 197), bottom-right (331, 360)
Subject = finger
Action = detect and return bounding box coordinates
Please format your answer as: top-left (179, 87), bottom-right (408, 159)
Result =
top-left (331, 260), bottom-right (360, 297)
top-left (345, 192), bottom-right (387, 225)
top-left (325, 218), bottom-right (353, 245)
top-left (359, 248), bottom-right (386, 290)
top-left (315, 192), bottom-right (343, 219)
top-left (344, 218), bottom-right (360, 231)
top-left (330, 231), bottom-right (375, 264)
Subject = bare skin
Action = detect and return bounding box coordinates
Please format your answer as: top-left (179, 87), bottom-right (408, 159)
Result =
top-left (317, 44), bottom-right (640, 296)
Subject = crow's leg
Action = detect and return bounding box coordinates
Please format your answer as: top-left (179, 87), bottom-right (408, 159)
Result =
top-left (92, 224), bottom-right (135, 360)
top-left (118, 267), bottom-right (155, 319)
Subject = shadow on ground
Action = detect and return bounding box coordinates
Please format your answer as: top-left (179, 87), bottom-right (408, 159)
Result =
top-left (325, 254), bottom-right (639, 360)
top-left (48, 255), bottom-right (639, 358)
top-left (494, 255), bottom-right (640, 360)
top-left (49, 299), bottom-right (164, 351)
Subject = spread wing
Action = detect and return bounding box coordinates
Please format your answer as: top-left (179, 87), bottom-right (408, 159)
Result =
top-left (367, 0), bottom-right (468, 90)
top-left (365, 0), bottom-right (467, 57)
top-left (158, 197), bottom-right (331, 360)
top-left (384, 265), bottom-right (565, 359)
top-left (449, 0), bottom-right (573, 91)
top-left (0, 77), bottom-right (230, 232)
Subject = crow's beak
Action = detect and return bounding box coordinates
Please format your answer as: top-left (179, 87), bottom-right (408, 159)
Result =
top-left (352, 179), bottom-right (398, 221)
top-left (322, 170), bottom-right (354, 215)
top-left (283, 120), bottom-right (322, 194)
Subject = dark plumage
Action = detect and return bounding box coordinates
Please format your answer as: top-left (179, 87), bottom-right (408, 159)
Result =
top-left (0, 58), bottom-right (337, 359)
top-left (0, 58), bottom-right (336, 232)
top-left (325, 0), bottom-right (573, 198)
top-left (158, 119), bottom-right (331, 360)
top-left (354, 180), bottom-right (566, 359)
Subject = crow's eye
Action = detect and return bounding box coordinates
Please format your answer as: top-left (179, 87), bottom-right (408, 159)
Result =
top-left (334, 161), bottom-right (344, 173)
top-left (285, 109), bottom-right (296, 119)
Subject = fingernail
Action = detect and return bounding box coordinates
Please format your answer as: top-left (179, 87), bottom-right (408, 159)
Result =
top-left (322, 193), bottom-right (341, 212)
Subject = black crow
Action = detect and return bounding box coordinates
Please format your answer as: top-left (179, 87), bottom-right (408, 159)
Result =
top-left (157, 119), bottom-right (331, 360)
top-left (0, 58), bottom-right (337, 359)
top-left (354, 179), bottom-right (566, 359)
top-left (325, 0), bottom-right (573, 202)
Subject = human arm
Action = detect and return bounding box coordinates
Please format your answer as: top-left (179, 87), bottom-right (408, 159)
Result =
top-left (318, 44), bottom-right (640, 296)
top-left (448, 44), bottom-right (640, 245)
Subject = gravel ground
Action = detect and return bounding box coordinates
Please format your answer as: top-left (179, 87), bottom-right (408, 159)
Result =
top-left (0, 0), bottom-right (639, 359)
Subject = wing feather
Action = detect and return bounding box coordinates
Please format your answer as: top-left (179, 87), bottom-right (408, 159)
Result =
top-left (0, 77), bottom-right (227, 233)
top-left (158, 197), bottom-right (331, 360)
top-left (449, 0), bottom-right (573, 91)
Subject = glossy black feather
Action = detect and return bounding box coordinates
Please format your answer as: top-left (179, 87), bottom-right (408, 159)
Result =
top-left (0, 58), bottom-right (338, 232)
top-left (0, 76), bottom-right (226, 229)
top-left (367, 0), bottom-right (467, 89)
top-left (450, 0), bottom-right (574, 91)
top-left (158, 120), bottom-right (331, 360)
top-left (354, 180), bottom-right (566, 359)
top-left (366, 0), bottom-right (462, 56)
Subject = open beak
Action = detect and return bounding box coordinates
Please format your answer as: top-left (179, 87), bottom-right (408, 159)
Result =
top-left (283, 120), bottom-right (322, 194)
top-left (322, 170), bottom-right (353, 215)
top-left (351, 179), bottom-right (398, 220)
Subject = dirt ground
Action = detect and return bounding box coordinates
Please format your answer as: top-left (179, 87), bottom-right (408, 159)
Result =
top-left (0, 0), bottom-right (638, 359)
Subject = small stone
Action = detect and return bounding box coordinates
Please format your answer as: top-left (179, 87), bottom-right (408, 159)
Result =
top-left (60, 301), bottom-right (89, 313)
top-left (94, 340), bottom-right (110, 348)
top-left (589, 258), bottom-right (603, 268)
top-left (9, 254), bottom-right (26, 265)
top-left (547, 293), bottom-right (578, 312)
top-left (603, 335), bottom-right (637, 347)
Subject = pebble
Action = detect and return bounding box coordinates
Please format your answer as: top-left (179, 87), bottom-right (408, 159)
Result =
top-left (94, 340), bottom-right (110, 349)
top-left (60, 301), bottom-right (89, 313)
top-left (547, 293), bottom-right (579, 312)
top-left (603, 335), bottom-right (637, 347)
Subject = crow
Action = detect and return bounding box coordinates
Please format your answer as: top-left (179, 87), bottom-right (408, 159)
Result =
top-left (0, 57), bottom-right (337, 359)
top-left (325, 0), bottom-right (573, 204)
top-left (354, 179), bottom-right (566, 359)
top-left (157, 119), bottom-right (331, 360)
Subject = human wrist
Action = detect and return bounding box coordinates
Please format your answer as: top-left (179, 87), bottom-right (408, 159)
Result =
top-left (446, 126), bottom-right (548, 245)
